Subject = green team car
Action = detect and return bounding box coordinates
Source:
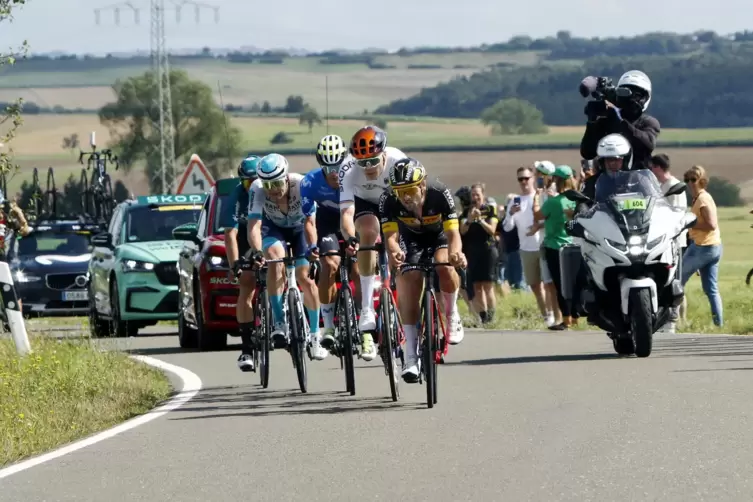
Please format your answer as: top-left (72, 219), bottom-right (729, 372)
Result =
top-left (88, 194), bottom-right (206, 337)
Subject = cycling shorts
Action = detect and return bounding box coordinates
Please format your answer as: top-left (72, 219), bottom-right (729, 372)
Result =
top-left (261, 217), bottom-right (309, 268)
top-left (399, 231), bottom-right (448, 265)
top-left (354, 196), bottom-right (380, 221)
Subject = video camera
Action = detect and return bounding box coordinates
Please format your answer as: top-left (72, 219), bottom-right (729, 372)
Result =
top-left (579, 76), bottom-right (633, 103)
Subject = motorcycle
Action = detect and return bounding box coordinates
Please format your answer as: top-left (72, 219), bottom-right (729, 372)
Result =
top-left (561, 169), bottom-right (696, 358)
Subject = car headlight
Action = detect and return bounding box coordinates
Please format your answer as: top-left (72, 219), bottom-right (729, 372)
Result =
top-left (121, 259), bottom-right (156, 273)
top-left (205, 255), bottom-right (229, 270)
top-left (14, 270), bottom-right (42, 283)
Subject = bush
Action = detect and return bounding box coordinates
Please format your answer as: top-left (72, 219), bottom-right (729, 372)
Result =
top-left (707, 176), bottom-right (743, 206)
top-left (270, 131), bottom-right (293, 145)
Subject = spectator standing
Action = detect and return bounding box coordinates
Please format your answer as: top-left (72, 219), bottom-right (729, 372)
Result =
top-left (681, 165), bottom-right (723, 327)
top-left (533, 165), bottom-right (578, 329)
top-left (650, 153), bottom-right (688, 332)
top-left (531, 161), bottom-right (560, 325)
top-left (460, 183), bottom-right (499, 325)
top-left (502, 167), bottom-right (552, 326)
top-left (495, 198), bottom-right (526, 289)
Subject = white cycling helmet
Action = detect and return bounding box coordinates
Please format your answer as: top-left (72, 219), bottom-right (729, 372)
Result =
top-left (596, 133), bottom-right (633, 173)
top-left (534, 160), bottom-right (556, 176)
top-left (617, 70), bottom-right (652, 110)
top-left (257, 153), bottom-right (289, 182)
top-left (316, 134), bottom-right (347, 167)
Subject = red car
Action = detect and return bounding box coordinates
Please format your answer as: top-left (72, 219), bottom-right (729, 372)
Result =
top-left (175, 178), bottom-right (242, 350)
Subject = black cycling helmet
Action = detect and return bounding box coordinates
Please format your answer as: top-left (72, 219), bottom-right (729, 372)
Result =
top-left (389, 157), bottom-right (426, 189)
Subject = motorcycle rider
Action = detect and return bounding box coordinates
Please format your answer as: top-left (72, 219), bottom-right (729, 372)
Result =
top-left (580, 70), bottom-right (661, 195)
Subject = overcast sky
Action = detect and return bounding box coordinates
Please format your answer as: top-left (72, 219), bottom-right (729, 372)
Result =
top-left (1, 0), bottom-right (751, 54)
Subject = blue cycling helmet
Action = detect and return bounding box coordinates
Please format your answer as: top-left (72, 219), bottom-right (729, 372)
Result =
top-left (257, 153), bottom-right (289, 182)
top-left (238, 155), bottom-right (261, 179)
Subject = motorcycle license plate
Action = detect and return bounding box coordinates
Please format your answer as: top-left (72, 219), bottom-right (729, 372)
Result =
top-left (618, 198), bottom-right (646, 210)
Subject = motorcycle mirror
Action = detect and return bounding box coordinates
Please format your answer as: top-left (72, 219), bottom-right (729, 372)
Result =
top-left (562, 189), bottom-right (591, 204)
top-left (682, 213), bottom-right (697, 231)
top-left (664, 182), bottom-right (687, 197)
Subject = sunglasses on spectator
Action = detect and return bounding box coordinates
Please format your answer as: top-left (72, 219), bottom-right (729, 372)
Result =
top-left (684, 177), bottom-right (697, 183)
top-left (518, 176), bottom-right (531, 182)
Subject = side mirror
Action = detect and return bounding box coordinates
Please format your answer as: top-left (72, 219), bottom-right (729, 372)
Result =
top-left (664, 182), bottom-right (687, 197)
top-left (91, 232), bottom-right (113, 248)
top-left (562, 189), bottom-right (592, 204)
top-left (681, 213), bottom-right (697, 231)
top-left (172, 223), bottom-right (200, 245)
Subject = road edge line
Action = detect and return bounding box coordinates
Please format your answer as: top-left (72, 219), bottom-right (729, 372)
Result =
top-left (0, 355), bottom-right (202, 479)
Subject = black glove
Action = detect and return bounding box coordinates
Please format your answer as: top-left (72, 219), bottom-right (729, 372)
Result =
top-left (584, 100), bottom-right (607, 121)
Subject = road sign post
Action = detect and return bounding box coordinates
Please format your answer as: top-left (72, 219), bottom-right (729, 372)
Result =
top-left (176, 154), bottom-right (215, 194)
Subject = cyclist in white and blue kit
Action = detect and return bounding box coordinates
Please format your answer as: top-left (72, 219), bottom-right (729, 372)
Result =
top-left (247, 153), bottom-right (327, 360)
top-left (300, 134), bottom-right (358, 352)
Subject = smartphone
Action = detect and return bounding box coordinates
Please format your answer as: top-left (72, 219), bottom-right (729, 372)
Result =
top-left (513, 196), bottom-right (521, 205)
top-left (536, 177), bottom-right (545, 189)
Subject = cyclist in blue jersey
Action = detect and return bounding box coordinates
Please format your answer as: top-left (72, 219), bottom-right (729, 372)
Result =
top-left (220, 155), bottom-right (262, 371)
top-left (301, 134), bottom-right (358, 351)
top-left (247, 153), bottom-right (327, 360)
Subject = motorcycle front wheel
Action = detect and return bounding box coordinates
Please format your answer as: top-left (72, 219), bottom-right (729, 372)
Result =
top-left (629, 288), bottom-right (654, 358)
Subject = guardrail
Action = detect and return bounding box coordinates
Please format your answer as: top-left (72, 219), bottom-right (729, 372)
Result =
top-left (0, 261), bottom-right (31, 355)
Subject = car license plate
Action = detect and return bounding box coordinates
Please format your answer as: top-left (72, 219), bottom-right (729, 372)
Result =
top-left (63, 290), bottom-right (88, 301)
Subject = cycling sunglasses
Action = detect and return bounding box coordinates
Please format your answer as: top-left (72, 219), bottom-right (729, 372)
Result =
top-left (394, 185), bottom-right (421, 198)
top-left (262, 179), bottom-right (286, 191)
top-left (242, 179), bottom-right (254, 189)
top-left (357, 156), bottom-right (382, 168)
top-left (322, 164), bottom-right (340, 175)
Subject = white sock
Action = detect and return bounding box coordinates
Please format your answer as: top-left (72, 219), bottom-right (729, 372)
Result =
top-left (321, 303), bottom-right (335, 329)
top-left (403, 325), bottom-right (418, 360)
top-left (360, 275), bottom-right (376, 311)
top-left (442, 290), bottom-right (458, 319)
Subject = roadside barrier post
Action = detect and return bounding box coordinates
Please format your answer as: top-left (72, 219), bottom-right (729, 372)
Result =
top-left (0, 261), bottom-right (31, 355)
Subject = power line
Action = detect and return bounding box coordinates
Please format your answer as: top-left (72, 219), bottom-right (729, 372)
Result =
top-left (93, 0), bottom-right (219, 194)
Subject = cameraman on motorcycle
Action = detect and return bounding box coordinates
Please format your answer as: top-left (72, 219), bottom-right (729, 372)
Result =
top-left (579, 70), bottom-right (660, 200)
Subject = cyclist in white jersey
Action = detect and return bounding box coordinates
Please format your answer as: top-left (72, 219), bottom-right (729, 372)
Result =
top-left (247, 153), bottom-right (327, 360)
top-left (339, 125), bottom-right (406, 361)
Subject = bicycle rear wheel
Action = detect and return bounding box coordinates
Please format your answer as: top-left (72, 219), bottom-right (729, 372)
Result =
top-left (288, 290), bottom-right (308, 393)
top-left (257, 288), bottom-right (271, 389)
top-left (79, 169), bottom-right (90, 216)
top-left (338, 285), bottom-right (356, 395)
top-left (101, 174), bottom-right (114, 221)
top-left (379, 288), bottom-right (399, 402)
top-left (422, 288), bottom-right (437, 409)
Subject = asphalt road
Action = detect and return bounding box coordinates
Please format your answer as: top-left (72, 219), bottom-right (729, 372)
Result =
top-left (3, 327), bottom-right (753, 501)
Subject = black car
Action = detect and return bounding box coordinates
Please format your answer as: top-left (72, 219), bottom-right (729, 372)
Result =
top-left (7, 218), bottom-right (101, 316)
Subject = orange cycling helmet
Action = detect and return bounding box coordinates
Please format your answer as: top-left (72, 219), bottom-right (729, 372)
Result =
top-left (349, 126), bottom-right (387, 160)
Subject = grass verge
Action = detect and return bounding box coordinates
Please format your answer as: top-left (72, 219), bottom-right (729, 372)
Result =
top-left (0, 334), bottom-right (172, 468)
top-left (459, 207), bottom-right (753, 335)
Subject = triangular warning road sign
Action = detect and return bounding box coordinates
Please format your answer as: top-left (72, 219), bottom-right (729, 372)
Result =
top-left (176, 154), bottom-right (215, 194)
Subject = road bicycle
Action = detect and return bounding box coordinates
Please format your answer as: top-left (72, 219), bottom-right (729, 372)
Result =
top-left (79, 136), bottom-right (118, 224)
top-left (398, 260), bottom-right (454, 409)
top-left (234, 259), bottom-right (273, 388)
top-left (236, 243), bottom-right (316, 394)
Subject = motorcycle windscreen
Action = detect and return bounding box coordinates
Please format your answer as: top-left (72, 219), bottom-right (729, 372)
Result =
top-left (594, 169), bottom-right (663, 229)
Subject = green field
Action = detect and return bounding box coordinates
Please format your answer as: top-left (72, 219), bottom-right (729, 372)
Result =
top-left (0, 52), bottom-right (544, 115)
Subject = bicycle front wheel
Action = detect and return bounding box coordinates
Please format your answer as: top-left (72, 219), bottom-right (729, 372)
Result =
top-left (288, 290), bottom-right (308, 393)
top-left (379, 288), bottom-right (399, 402)
top-left (422, 288), bottom-right (437, 409)
top-left (338, 286), bottom-right (356, 395)
top-left (257, 289), bottom-right (271, 389)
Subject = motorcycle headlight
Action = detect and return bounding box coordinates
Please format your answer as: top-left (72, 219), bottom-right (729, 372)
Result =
top-left (206, 255), bottom-right (229, 270)
top-left (122, 259), bottom-right (156, 273)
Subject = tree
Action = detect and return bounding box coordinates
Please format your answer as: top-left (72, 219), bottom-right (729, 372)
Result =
top-left (707, 176), bottom-right (743, 207)
top-left (283, 95), bottom-right (305, 114)
top-left (61, 133), bottom-right (80, 154)
top-left (98, 69), bottom-right (243, 193)
top-left (480, 98), bottom-right (548, 135)
top-left (299, 105), bottom-right (321, 132)
top-left (0, 1), bottom-right (28, 178)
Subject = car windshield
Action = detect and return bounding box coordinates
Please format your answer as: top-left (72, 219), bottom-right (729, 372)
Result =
top-left (14, 230), bottom-right (91, 257)
top-left (594, 169), bottom-right (663, 203)
top-left (211, 193), bottom-right (232, 235)
top-left (126, 205), bottom-right (201, 242)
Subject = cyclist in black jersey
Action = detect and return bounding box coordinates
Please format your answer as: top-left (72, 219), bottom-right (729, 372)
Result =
top-left (378, 158), bottom-right (467, 383)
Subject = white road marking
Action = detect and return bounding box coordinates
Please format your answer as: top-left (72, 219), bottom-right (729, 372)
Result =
top-left (0, 355), bottom-right (202, 479)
